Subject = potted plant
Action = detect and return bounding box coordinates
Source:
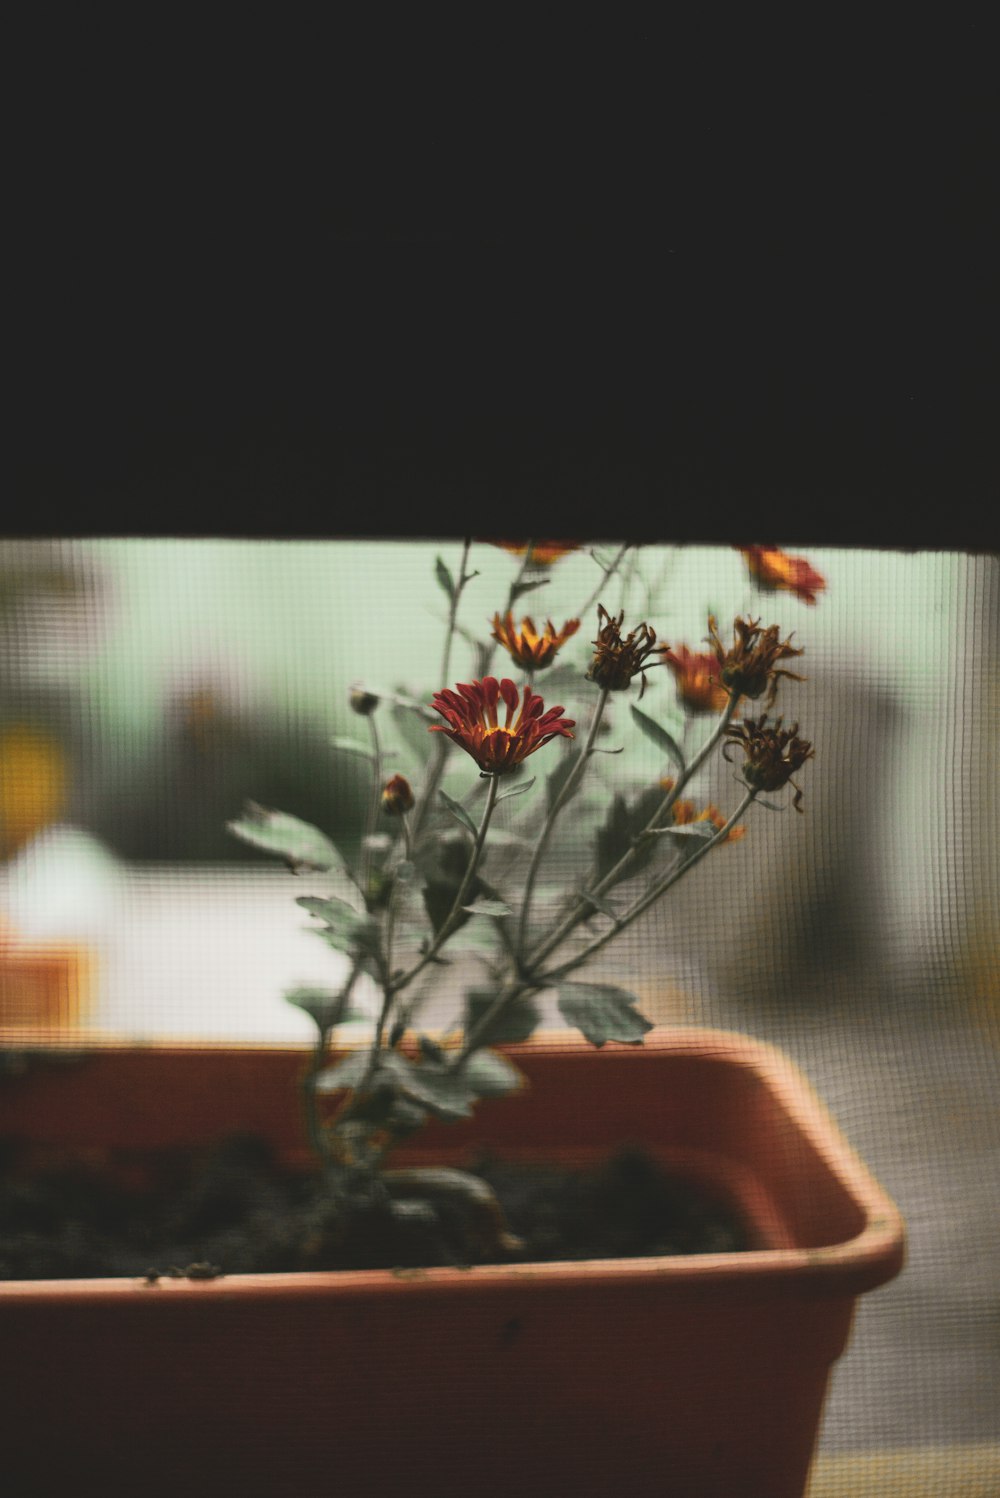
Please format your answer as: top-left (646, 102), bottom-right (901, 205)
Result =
top-left (0, 538), bottom-right (905, 1498)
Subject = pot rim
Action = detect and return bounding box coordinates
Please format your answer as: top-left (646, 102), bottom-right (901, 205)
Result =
top-left (0, 1025), bottom-right (906, 1303)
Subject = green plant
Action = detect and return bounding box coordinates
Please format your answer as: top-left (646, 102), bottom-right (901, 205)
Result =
top-left (226, 538), bottom-right (824, 1257)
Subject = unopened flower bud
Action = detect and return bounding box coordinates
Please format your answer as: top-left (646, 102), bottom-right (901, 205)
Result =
top-left (381, 774), bottom-right (415, 815)
top-left (349, 683), bottom-right (380, 715)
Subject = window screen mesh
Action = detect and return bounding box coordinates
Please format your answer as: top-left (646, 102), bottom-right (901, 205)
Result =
top-left (1, 537), bottom-right (997, 1476)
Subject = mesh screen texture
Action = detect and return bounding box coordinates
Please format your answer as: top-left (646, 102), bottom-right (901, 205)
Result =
top-left (1, 538), bottom-right (997, 1472)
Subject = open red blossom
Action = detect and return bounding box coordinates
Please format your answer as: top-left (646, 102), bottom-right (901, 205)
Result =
top-left (429, 677), bottom-right (575, 775)
top-left (738, 546), bottom-right (826, 606)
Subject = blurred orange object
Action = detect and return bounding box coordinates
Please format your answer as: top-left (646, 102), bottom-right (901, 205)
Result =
top-left (0, 931), bottom-right (90, 1028)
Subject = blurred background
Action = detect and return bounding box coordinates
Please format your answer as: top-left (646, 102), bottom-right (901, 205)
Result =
top-left (0, 536), bottom-right (995, 1042)
top-left (1, 536), bottom-right (997, 1471)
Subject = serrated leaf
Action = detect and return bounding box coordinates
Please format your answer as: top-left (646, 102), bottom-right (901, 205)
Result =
top-left (630, 705), bottom-right (686, 773)
top-left (462, 898), bottom-right (513, 917)
top-left (435, 556), bottom-right (456, 601)
top-left (297, 895), bottom-right (382, 961)
top-left (497, 776), bottom-right (535, 803)
top-left (464, 989), bottom-right (541, 1044)
top-left (439, 789), bottom-right (479, 838)
top-left (557, 982), bottom-right (654, 1047)
top-left (226, 802), bottom-right (345, 874)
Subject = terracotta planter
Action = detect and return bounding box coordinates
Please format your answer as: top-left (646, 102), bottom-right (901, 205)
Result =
top-left (0, 1027), bottom-right (904, 1498)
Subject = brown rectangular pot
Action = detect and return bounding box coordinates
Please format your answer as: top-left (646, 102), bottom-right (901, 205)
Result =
top-left (0, 1027), bottom-right (905, 1498)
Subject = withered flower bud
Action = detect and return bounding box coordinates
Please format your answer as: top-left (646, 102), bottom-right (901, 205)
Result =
top-left (723, 714), bottom-right (814, 810)
top-left (586, 605), bottom-right (662, 695)
top-left (349, 683), bottom-right (380, 716)
top-left (706, 615), bottom-right (804, 708)
top-left (381, 774), bottom-right (415, 815)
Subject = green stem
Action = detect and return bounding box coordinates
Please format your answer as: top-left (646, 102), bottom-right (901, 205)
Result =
top-left (387, 771), bottom-right (502, 1002)
top-left (515, 685), bottom-right (611, 960)
top-left (576, 542), bottom-right (631, 619)
top-left (300, 959), bottom-right (364, 1164)
top-left (526, 689), bottom-right (741, 970)
top-left (541, 788), bottom-right (757, 981)
top-left (412, 538), bottom-right (475, 845)
top-left (359, 711), bottom-right (384, 906)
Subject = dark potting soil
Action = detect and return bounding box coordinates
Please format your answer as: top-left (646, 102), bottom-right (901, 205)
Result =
top-left (0, 1133), bottom-right (750, 1281)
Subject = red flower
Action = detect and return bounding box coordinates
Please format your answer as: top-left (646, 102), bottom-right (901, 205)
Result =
top-left (491, 612), bottom-right (581, 671)
top-left (429, 677), bottom-right (575, 775)
top-left (490, 540), bottom-right (581, 566)
top-left (738, 546), bottom-right (826, 606)
top-left (661, 644), bottom-right (730, 714)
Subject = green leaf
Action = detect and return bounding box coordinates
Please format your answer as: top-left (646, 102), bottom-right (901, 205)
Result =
top-left (509, 576), bottom-right (550, 603)
top-left (593, 786), bottom-right (664, 885)
top-left (284, 987), bottom-right (365, 1031)
top-left (497, 775), bottom-right (535, 803)
top-left (439, 789), bottom-right (479, 838)
top-left (652, 822), bottom-right (717, 842)
top-left (630, 705), bottom-right (686, 773)
top-left (557, 982), bottom-right (654, 1047)
top-left (650, 822), bottom-right (718, 862)
top-left (464, 989), bottom-right (541, 1044)
top-left (417, 1034), bottom-right (447, 1062)
top-left (314, 1050), bottom-right (371, 1094)
top-left (378, 1052), bottom-right (477, 1121)
top-left (226, 802), bottom-right (345, 874)
top-left (462, 898), bottom-right (512, 917)
top-left (296, 893), bottom-right (364, 931)
top-left (435, 556), bottom-right (456, 601)
top-left (297, 896), bottom-right (382, 963)
top-left (389, 697), bottom-right (436, 764)
top-left (462, 1048), bottom-right (525, 1098)
top-left (329, 736), bottom-right (375, 759)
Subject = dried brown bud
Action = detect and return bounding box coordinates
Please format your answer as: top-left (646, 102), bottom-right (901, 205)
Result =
top-left (586, 605), bottom-right (662, 694)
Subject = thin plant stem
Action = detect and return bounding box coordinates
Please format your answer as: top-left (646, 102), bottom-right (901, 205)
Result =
top-left (359, 711), bottom-right (384, 905)
top-left (515, 685), bottom-right (611, 960)
top-left (541, 788), bottom-right (757, 981)
top-left (411, 538), bottom-right (476, 845)
top-left (525, 689), bottom-right (741, 970)
top-left (576, 542), bottom-right (631, 619)
top-left (387, 771), bottom-right (501, 1002)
